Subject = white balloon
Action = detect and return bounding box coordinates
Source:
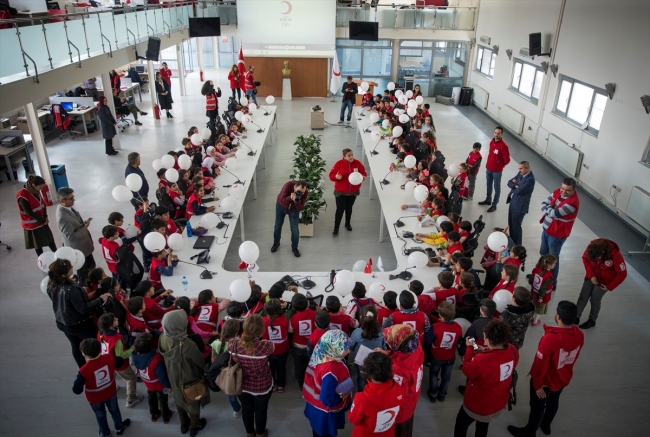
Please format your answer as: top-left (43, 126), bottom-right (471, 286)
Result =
top-left (178, 155), bottom-right (192, 170)
top-left (436, 215), bottom-right (449, 226)
top-left (369, 282), bottom-right (386, 295)
top-left (241, 115), bottom-right (252, 125)
top-left (240, 96), bottom-right (249, 106)
top-left (407, 99), bottom-right (417, 108)
top-left (398, 95), bottom-right (408, 105)
top-left (447, 164), bottom-right (460, 178)
top-left (167, 233), bottom-right (184, 251)
top-left (487, 232), bottom-right (509, 252)
top-left (407, 107), bottom-right (417, 117)
top-left (415, 95), bottom-right (424, 105)
top-left (112, 185), bottom-right (133, 202)
top-left (165, 168), bottom-right (179, 183)
top-left (408, 251), bottom-right (429, 268)
top-left (225, 157), bottom-right (237, 168)
top-left (125, 173), bottom-right (142, 192)
top-left (392, 126), bottom-right (403, 138)
top-left (387, 82), bottom-right (396, 91)
top-left (40, 277), bottom-right (49, 295)
top-left (235, 111), bottom-right (244, 121)
top-left (393, 109), bottom-right (402, 116)
top-left (220, 196), bottom-right (237, 212)
top-left (370, 113), bottom-right (380, 123)
top-left (382, 120), bottom-right (389, 129)
top-left (334, 270), bottom-right (355, 296)
top-left (371, 131), bottom-right (382, 140)
top-left (352, 260), bottom-right (367, 272)
top-left (73, 249), bottom-right (85, 271)
top-left (37, 252), bottom-right (56, 272)
top-left (143, 232), bottom-right (166, 252)
top-left (249, 103), bottom-right (257, 111)
top-left (200, 212), bottom-right (220, 229)
top-left (124, 225), bottom-right (138, 239)
top-left (229, 278), bottom-right (252, 302)
top-left (230, 183), bottom-right (246, 198)
top-left (492, 289), bottom-right (512, 313)
top-left (399, 114), bottom-right (410, 124)
top-left (201, 128), bottom-right (212, 140)
top-left (161, 154), bottom-right (175, 169)
top-left (152, 159), bottom-right (163, 172)
top-left (55, 246), bottom-right (76, 262)
top-left (348, 172), bottom-right (363, 186)
top-left (360, 81), bottom-right (369, 92)
top-left (239, 241), bottom-right (260, 264)
top-left (235, 149), bottom-right (247, 159)
top-left (414, 184), bottom-right (429, 202)
top-left (266, 95), bottom-right (275, 104)
top-left (395, 89), bottom-right (403, 97)
top-left (454, 318), bottom-right (471, 336)
top-left (191, 133), bottom-right (203, 146)
top-left (405, 90), bottom-right (413, 99)
top-left (404, 181), bottom-right (417, 194)
top-left (404, 155), bottom-right (417, 169)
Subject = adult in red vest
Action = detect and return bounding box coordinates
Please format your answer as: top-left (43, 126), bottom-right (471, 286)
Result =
top-left (454, 319), bottom-right (519, 437)
top-left (507, 301), bottom-right (584, 437)
top-left (329, 148), bottom-right (367, 235)
top-left (539, 177), bottom-right (580, 284)
top-left (16, 175), bottom-right (57, 257)
top-left (478, 126), bottom-right (510, 212)
top-left (575, 239), bottom-right (627, 329)
top-left (227, 64), bottom-right (241, 101)
top-left (244, 65), bottom-right (258, 105)
top-left (201, 80), bottom-right (221, 129)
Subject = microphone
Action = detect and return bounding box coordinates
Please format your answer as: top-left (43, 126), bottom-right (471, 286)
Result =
top-left (371, 138), bottom-right (381, 155)
top-left (379, 168), bottom-right (392, 190)
top-left (259, 106), bottom-right (270, 116)
top-left (177, 260), bottom-right (216, 279)
top-left (363, 124), bottom-right (373, 133)
top-left (389, 266), bottom-right (415, 281)
top-left (248, 121), bottom-right (265, 133)
top-left (221, 166), bottom-right (245, 185)
top-left (236, 138), bottom-right (257, 156)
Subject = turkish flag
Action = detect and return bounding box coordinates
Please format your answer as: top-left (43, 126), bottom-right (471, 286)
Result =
top-left (238, 260), bottom-right (247, 270)
top-left (238, 47), bottom-right (247, 91)
top-left (364, 258), bottom-right (373, 274)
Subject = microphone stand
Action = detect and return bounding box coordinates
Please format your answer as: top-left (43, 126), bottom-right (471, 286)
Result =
top-left (371, 138), bottom-right (382, 156)
top-left (177, 260), bottom-right (216, 279)
top-left (236, 138), bottom-right (257, 156)
top-left (247, 121), bottom-right (265, 133)
top-left (259, 106), bottom-right (271, 116)
top-left (379, 169), bottom-right (392, 190)
top-left (221, 166), bottom-right (245, 185)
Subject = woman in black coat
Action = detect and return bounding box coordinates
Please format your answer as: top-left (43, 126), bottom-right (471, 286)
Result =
top-left (155, 71), bottom-right (173, 118)
top-left (97, 96), bottom-right (118, 155)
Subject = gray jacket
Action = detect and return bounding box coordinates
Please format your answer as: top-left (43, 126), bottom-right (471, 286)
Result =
top-left (56, 205), bottom-right (94, 256)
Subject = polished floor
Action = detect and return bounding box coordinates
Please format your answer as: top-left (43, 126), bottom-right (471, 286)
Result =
top-left (0, 69), bottom-right (648, 437)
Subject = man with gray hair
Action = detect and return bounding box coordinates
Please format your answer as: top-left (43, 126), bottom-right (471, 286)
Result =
top-left (55, 187), bottom-right (95, 284)
top-left (506, 161), bottom-right (536, 245)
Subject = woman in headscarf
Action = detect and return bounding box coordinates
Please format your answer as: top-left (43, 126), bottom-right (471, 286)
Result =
top-left (159, 310), bottom-right (210, 436)
top-left (303, 329), bottom-right (354, 437)
top-left (155, 71), bottom-right (174, 118)
top-left (97, 96), bottom-right (117, 155)
top-left (16, 174), bottom-right (57, 256)
top-left (380, 324), bottom-right (425, 437)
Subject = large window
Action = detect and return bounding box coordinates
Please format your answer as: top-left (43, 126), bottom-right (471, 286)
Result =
top-left (335, 39), bottom-right (393, 94)
top-left (553, 75), bottom-right (608, 136)
top-left (398, 40), bottom-right (466, 97)
top-left (509, 58), bottom-right (544, 103)
top-left (475, 45), bottom-right (495, 78)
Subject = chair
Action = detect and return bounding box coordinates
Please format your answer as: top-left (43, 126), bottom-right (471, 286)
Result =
top-left (115, 113), bottom-right (133, 132)
top-left (50, 104), bottom-right (83, 140)
top-left (47, 2), bottom-right (61, 9)
top-left (47, 9), bottom-right (67, 22)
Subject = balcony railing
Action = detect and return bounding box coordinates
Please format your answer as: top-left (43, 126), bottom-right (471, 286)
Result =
top-left (336, 4), bottom-right (476, 31)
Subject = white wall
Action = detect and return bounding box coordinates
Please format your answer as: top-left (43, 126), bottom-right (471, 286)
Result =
top-left (468, 0), bottom-right (650, 220)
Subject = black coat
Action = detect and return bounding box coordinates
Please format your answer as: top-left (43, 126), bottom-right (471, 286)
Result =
top-left (97, 105), bottom-right (117, 140)
top-left (156, 81), bottom-right (173, 110)
top-left (48, 282), bottom-right (104, 326)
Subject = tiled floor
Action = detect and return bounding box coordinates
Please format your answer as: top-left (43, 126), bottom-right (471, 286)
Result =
top-left (0, 69), bottom-right (648, 437)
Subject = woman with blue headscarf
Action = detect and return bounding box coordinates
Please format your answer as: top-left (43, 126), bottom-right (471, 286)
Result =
top-left (303, 329), bottom-right (354, 437)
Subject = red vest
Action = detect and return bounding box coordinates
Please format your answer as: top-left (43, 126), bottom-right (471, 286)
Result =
top-left (329, 312), bottom-right (355, 335)
top-left (466, 151), bottom-right (482, 174)
top-left (542, 190), bottom-right (580, 239)
top-left (137, 352), bottom-right (166, 392)
top-left (100, 237), bottom-right (120, 274)
top-left (303, 361), bottom-right (351, 413)
top-left (16, 188), bottom-right (46, 230)
top-left (431, 321), bottom-right (462, 361)
top-left (262, 315), bottom-right (289, 355)
top-left (455, 172), bottom-right (470, 197)
top-left (134, 209), bottom-right (143, 229)
top-left (377, 307), bottom-right (396, 327)
top-left (435, 288), bottom-right (460, 308)
top-left (309, 328), bottom-right (329, 349)
top-left (149, 257), bottom-right (167, 290)
top-left (195, 302), bottom-right (220, 331)
top-left (290, 309), bottom-right (316, 346)
top-left (391, 348), bottom-right (424, 422)
top-left (206, 93), bottom-right (217, 110)
top-left (531, 267), bottom-right (555, 303)
top-left (126, 312), bottom-right (151, 338)
top-left (98, 331), bottom-right (129, 371)
top-left (79, 354), bottom-right (118, 403)
top-left (185, 194), bottom-right (200, 219)
top-left (391, 311), bottom-right (427, 344)
top-left (488, 279), bottom-right (516, 299)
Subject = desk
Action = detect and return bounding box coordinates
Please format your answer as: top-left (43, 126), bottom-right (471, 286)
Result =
top-left (0, 135), bottom-right (34, 184)
top-left (98, 83), bottom-right (142, 103)
top-left (67, 106), bottom-right (97, 137)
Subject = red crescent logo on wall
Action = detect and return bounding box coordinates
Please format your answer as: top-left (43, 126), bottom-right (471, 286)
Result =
top-left (280, 1), bottom-right (292, 14)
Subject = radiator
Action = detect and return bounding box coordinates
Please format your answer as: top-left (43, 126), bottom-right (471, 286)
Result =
top-left (626, 186), bottom-right (650, 232)
top-left (544, 134), bottom-right (584, 178)
top-left (472, 85), bottom-right (489, 109)
top-left (500, 105), bottom-right (525, 135)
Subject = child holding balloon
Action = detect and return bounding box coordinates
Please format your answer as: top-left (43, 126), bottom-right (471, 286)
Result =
top-left (529, 254), bottom-right (557, 326)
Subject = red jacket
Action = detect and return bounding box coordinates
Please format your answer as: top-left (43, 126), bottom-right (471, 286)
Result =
top-left (530, 325), bottom-right (584, 392)
top-left (329, 158), bottom-right (367, 194)
top-left (159, 67), bottom-right (172, 85)
top-left (165, 218), bottom-right (181, 235)
top-left (462, 344), bottom-right (519, 416)
top-left (431, 321), bottom-right (462, 361)
top-left (78, 354), bottom-right (118, 404)
top-left (228, 71), bottom-right (240, 89)
top-left (447, 242), bottom-right (464, 257)
top-left (99, 237), bottom-right (120, 274)
top-left (348, 380), bottom-right (404, 437)
top-left (485, 139), bottom-right (510, 173)
top-left (289, 308), bottom-right (316, 346)
top-left (582, 239), bottom-right (627, 291)
top-left (390, 347), bottom-right (424, 422)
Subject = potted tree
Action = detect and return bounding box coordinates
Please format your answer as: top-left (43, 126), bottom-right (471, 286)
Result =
top-left (290, 134), bottom-right (327, 237)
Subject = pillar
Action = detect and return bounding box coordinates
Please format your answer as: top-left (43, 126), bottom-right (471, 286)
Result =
top-left (212, 36), bottom-right (219, 69)
top-left (197, 37), bottom-right (205, 80)
top-left (147, 60), bottom-right (158, 119)
top-left (100, 72), bottom-right (121, 150)
top-left (176, 43), bottom-right (186, 97)
top-left (23, 102), bottom-right (53, 186)
top-left (391, 38), bottom-right (401, 83)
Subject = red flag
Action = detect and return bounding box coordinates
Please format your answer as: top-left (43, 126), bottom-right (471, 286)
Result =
top-left (238, 47), bottom-right (247, 92)
top-left (238, 260), bottom-right (248, 270)
top-left (364, 258), bottom-right (373, 274)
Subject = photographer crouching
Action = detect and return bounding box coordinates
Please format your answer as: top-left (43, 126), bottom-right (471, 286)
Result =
top-left (272, 180), bottom-right (308, 257)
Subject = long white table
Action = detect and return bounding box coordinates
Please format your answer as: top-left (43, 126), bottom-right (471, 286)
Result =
top-left (162, 106), bottom-right (441, 301)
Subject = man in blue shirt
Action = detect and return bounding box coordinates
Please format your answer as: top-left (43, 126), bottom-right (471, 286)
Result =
top-left (506, 161), bottom-right (536, 246)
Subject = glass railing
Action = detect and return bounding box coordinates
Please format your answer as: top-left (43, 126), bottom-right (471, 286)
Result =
top-left (336, 4), bottom-right (476, 30)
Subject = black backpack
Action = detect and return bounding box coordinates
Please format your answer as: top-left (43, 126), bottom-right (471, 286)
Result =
top-left (114, 246), bottom-right (144, 292)
top-left (137, 202), bottom-right (158, 235)
top-left (412, 140), bottom-right (430, 163)
top-left (446, 189), bottom-right (462, 215)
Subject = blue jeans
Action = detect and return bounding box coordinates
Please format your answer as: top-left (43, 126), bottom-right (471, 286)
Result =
top-left (429, 357), bottom-right (456, 397)
top-left (274, 203), bottom-right (300, 249)
top-left (540, 229), bottom-right (566, 283)
top-left (89, 394), bottom-right (124, 437)
top-left (246, 89), bottom-right (258, 105)
top-left (340, 99), bottom-right (353, 121)
top-left (484, 170), bottom-right (503, 205)
top-left (228, 395), bottom-right (241, 413)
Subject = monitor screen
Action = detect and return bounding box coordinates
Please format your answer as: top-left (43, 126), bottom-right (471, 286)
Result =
top-left (349, 21), bottom-right (378, 42)
top-left (60, 102), bottom-right (73, 111)
top-left (188, 18), bottom-right (221, 38)
top-left (135, 66), bottom-right (145, 73)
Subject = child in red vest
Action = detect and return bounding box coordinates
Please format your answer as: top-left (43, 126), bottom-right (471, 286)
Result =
top-left (132, 333), bottom-right (173, 424)
top-left (465, 142), bottom-right (482, 200)
top-left (488, 264), bottom-right (519, 299)
top-left (455, 163), bottom-right (471, 199)
top-left (98, 313), bottom-right (143, 409)
top-left (376, 291), bottom-right (398, 326)
top-left (155, 205), bottom-right (182, 235)
top-left (149, 250), bottom-right (178, 292)
top-left (133, 198), bottom-right (149, 230)
top-left (308, 310), bottom-right (331, 356)
top-left (325, 295), bottom-right (358, 335)
top-left (530, 254), bottom-right (557, 326)
top-left (428, 301), bottom-right (463, 403)
top-left (156, 168), bottom-right (168, 190)
top-left (132, 280), bottom-right (174, 330)
top-left (262, 299), bottom-right (290, 392)
top-left (411, 280), bottom-right (436, 319)
top-left (108, 212), bottom-right (136, 252)
top-left (99, 225), bottom-right (121, 278)
top-left (382, 291), bottom-right (431, 345)
top-left (72, 339), bottom-right (131, 437)
top-left (126, 297), bottom-right (154, 343)
top-left (288, 293), bottom-right (316, 389)
top-left (218, 301), bottom-right (245, 334)
top-left (430, 271), bottom-right (461, 308)
top-left (345, 282), bottom-right (377, 321)
top-left (187, 289), bottom-right (224, 334)
top-left (458, 221), bottom-right (472, 243)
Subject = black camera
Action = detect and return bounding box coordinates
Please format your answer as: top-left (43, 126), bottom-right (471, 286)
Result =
top-left (294, 190), bottom-right (303, 201)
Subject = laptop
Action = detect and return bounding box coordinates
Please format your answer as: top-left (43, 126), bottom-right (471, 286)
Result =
top-left (60, 102), bottom-right (73, 111)
top-left (193, 235), bottom-right (215, 250)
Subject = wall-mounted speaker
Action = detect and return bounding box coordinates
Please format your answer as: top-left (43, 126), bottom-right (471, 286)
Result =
top-left (145, 37), bottom-right (161, 62)
top-left (529, 33), bottom-right (542, 57)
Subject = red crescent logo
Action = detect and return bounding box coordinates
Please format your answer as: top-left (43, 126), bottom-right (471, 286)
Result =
top-left (98, 369), bottom-right (108, 380)
top-left (443, 333), bottom-right (453, 342)
top-left (200, 307), bottom-right (210, 317)
top-left (280, 0), bottom-right (292, 14)
top-left (383, 410), bottom-right (396, 425)
top-left (333, 71), bottom-right (341, 77)
top-left (271, 326), bottom-right (280, 334)
top-left (300, 322), bottom-right (309, 330)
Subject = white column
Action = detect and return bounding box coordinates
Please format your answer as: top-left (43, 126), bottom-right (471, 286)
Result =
top-left (100, 72), bottom-right (121, 150)
top-left (391, 39), bottom-right (400, 83)
top-left (212, 36), bottom-right (219, 69)
top-left (197, 37), bottom-right (205, 80)
top-left (147, 60), bottom-right (158, 118)
top-left (176, 43), bottom-right (186, 97)
top-left (23, 102), bottom-right (53, 187)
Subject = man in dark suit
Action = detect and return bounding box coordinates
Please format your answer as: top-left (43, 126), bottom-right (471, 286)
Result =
top-left (507, 161), bottom-right (536, 246)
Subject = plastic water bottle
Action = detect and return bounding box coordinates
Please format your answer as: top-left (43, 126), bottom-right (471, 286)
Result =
top-left (182, 276), bottom-right (189, 295)
top-left (186, 221), bottom-right (193, 237)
